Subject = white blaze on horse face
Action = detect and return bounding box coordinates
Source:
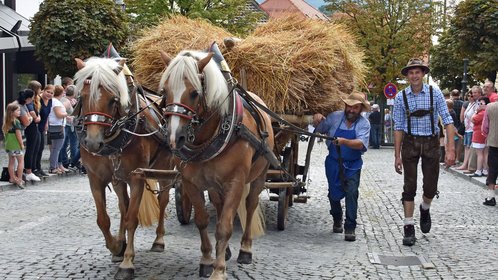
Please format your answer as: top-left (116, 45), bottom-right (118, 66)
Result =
top-left (168, 82), bottom-right (186, 149)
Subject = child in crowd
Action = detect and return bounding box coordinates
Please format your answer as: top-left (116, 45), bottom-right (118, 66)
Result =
top-left (2, 102), bottom-right (25, 188)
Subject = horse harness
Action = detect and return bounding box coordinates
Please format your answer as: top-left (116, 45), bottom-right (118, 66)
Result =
top-left (402, 85), bottom-right (436, 136)
top-left (164, 85), bottom-right (280, 168)
top-left (74, 82), bottom-right (167, 157)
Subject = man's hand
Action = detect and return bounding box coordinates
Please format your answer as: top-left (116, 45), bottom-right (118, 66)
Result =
top-left (312, 113), bottom-right (325, 126)
top-left (394, 156), bottom-right (403, 174)
top-left (445, 148), bottom-right (456, 168)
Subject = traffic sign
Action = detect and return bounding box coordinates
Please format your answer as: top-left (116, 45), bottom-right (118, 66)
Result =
top-left (384, 83), bottom-right (398, 99)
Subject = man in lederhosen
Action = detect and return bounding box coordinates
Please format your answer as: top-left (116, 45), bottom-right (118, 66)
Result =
top-left (313, 92), bottom-right (371, 242)
top-left (393, 58), bottom-right (455, 246)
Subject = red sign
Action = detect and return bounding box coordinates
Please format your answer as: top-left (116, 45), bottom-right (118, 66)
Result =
top-left (384, 83), bottom-right (398, 99)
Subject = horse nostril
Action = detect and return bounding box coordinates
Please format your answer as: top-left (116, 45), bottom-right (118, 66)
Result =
top-left (176, 135), bottom-right (186, 148)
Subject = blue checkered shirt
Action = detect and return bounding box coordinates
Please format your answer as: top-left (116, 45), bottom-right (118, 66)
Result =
top-left (393, 84), bottom-right (453, 136)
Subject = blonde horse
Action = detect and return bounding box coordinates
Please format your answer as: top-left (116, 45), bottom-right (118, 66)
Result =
top-left (74, 57), bottom-right (174, 280)
top-left (159, 50), bottom-right (274, 279)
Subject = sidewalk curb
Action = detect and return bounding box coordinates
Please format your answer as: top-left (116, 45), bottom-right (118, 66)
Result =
top-left (0, 171), bottom-right (83, 192)
top-left (440, 164), bottom-right (488, 188)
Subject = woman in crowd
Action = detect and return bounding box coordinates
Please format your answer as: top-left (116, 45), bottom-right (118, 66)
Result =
top-left (47, 85), bottom-right (67, 174)
top-left (27, 80), bottom-right (45, 178)
top-left (19, 87), bottom-right (42, 182)
top-left (34, 84), bottom-right (54, 176)
top-left (470, 96), bottom-right (490, 177)
top-left (456, 86), bottom-right (482, 171)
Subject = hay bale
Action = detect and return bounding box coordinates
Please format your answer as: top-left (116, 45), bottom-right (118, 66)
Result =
top-left (131, 15), bottom-right (232, 89)
top-left (131, 15), bottom-right (366, 115)
top-left (225, 15), bottom-right (367, 115)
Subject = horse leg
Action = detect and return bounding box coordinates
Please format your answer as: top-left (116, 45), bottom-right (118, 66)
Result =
top-left (151, 180), bottom-right (171, 252)
top-left (88, 174), bottom-right (123, 258)
top-left (114, 177), bottom-right (144, 280)
top-left (211, 182), bottom-right (245, 280)
top-left (238, 176), bottom-right (266, 265)
top-left (208, 190), bottom-right (231, 261)
top-left (111, 181), bottom-right (129, 262)
top-left (184, 182), bottom-right (213, 278)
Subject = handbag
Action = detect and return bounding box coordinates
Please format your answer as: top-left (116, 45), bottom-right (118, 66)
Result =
top-left (0, 167), bottom-right (10, 182)
top-left (48, 125), bottom-right (64, 140)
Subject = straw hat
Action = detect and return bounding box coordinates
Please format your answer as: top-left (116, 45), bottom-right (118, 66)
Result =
top-left (401, 58), bottom-right (430, 76)
top-left (341, 92), bottom-right (370, 112)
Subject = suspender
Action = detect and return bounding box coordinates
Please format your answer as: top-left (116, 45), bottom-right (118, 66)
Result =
top-left (402, 86), bottom-right (435, 136)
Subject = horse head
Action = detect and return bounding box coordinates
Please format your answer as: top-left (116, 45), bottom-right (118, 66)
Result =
top-left (158, 50), bottom-right (230, 150)
top-left (74, 57), bottom-right (130, 153)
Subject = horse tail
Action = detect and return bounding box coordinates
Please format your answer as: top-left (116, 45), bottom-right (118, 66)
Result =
top-left (138, 179), bottom-right (160, 227)
top-left (237, 183), bottom-right (265, 238)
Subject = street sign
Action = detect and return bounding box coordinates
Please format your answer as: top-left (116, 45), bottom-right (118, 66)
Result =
top-left (384, 83), bottom-right (398, 99)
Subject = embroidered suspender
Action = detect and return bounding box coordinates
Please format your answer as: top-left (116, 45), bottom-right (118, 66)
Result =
top-left (402, 86), bottom-right (435, 136)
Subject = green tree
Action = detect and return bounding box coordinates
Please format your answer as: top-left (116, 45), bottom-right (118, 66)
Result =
top-left (324, 0), bottom-right (439, 99)
top-left (125, 0), bottom-right (265, 36)
top-left (452, 0), bottom-right (497, 83)
top-left (29, 0), bottom-right (129, 78)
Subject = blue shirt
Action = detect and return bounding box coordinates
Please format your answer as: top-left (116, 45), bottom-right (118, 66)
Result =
top-left (315, 111), bottom-right (370, 152)
top-left (393, 84), bottom-right (453, 136)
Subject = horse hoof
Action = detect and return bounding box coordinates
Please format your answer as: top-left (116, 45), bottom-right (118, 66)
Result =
top-left (225, 246), bottom-right (232, 261)
top-left (114, 268), bottom-right (134, 280)
top-left (199, 263), bottom-right (213, 278)
top-left (111, 255), bottom-right (124, 263)
top-left (150, 242), bottom-right (165, 252)
top-left (237, 250), bottom-right (252, 264)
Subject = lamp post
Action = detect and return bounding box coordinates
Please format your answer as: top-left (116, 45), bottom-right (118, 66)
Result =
top-left (461, 58), bottom-right (469, 98)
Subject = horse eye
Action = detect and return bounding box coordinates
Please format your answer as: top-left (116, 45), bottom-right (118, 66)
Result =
top-left (190, 90), bottom-right (198, 99)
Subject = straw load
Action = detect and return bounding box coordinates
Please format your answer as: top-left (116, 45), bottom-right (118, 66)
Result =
top-left (131, 15), bottom-right (232, 89)
top-left (131, 15), bottom-right (367, 115)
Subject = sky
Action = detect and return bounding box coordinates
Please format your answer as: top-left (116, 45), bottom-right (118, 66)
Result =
top-left (14, 0), bottom-right (326, 19)
top-left (257, 0), bottom-right (326, 9)
top-left (11, 0), bottom-right (43, 19)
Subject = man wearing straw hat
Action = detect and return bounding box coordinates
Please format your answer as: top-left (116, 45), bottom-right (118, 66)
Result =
top-left (393, 58), bottom-right (455, 246)
top-left (313, 92), bottom-right (371, 242)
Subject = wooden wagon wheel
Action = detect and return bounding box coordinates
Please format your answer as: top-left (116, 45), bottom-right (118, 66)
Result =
top-left (175, 182), bottom-right (192, 225)
top-left (277, 143), bottom-right (295, 231)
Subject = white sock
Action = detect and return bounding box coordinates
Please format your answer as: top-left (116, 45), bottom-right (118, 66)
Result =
top-left (421, 201), bottom-right (431, 210)
top-left (488, 189), bottom-right (495, 199)
top-left (404, 217), bottom-right (415, 225)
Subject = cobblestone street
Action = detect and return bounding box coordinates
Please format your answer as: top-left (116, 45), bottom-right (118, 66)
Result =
top-left (0, 141), bottom-right (496, 279)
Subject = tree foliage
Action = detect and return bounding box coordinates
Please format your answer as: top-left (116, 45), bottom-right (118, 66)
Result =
top-left (430, 28), bottom-right (465, 90)
top-left (452, 0), bottom-right (497, 82)
top-left (324, 0), bottom-right (439, 98)
top-left (29, 0), bottom-right (129, 78)
top-left (124, 0), bottom-right (265, 36)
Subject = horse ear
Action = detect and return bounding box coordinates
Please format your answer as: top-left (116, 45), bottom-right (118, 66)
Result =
top-left (114, 59), bottom-right (126, 74)
top-left (197, 52), bottom-right (214, 73)
top-left (160, 51), bottom-right (172, 66)
top-left (75, 58), bottom-right (85, 70)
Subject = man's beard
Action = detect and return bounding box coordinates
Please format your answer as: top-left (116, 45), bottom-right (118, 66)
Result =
top-left (345, 112), bottom-right (359, 122)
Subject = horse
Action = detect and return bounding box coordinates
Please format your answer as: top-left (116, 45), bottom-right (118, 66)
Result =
top-left (73, 57), bottom-right (175, 280)
top-left (158, 49), bottom-right (276, 279)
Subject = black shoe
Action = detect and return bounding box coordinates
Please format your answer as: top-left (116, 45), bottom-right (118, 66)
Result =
top-left (483, 197), bottom-right (496, 206)
top-left (333, 220), bottom-right (343, 233)
top-left (80, 166), bottom-right (87, 174)
top-left (402, 225), bottom-right (416, 246)
top-left (419, 205), bottom-right (431, 234)
top-left (344, 228), bottom-right (356, 241)
top-left (34, 170), bottom-right (49, 178)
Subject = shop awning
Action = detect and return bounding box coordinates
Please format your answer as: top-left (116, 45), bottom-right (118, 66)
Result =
top-left (0, 3), bottom-right (34, 52)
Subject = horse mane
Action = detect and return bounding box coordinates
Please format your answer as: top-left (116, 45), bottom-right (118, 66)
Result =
top-left (159, 50), bottom-right (230, 115)
top-left (74, 57), bottom-right (129, 108)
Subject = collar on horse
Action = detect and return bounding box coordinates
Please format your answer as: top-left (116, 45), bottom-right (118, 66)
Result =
top-left (167, 86), bottom-right (244, 162)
